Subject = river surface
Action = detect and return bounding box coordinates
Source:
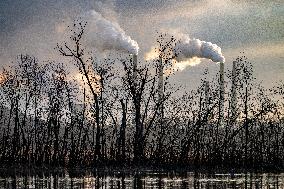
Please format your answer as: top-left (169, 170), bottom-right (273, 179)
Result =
top-left (0, 170), bottom-right (283, 189)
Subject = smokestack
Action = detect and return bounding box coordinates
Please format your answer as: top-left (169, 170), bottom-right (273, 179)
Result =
top-left (133, 54), bottom-right (137, 78)
top-left (231, 61), bottom-right (237, 120)
top-left (219, 62), bottom-right (225, 125)
top-left (132, 54), bottom-right (138, 97)
top-left (132, 54), bottom-right (138, 126)
top-left (158, 57), bottom-right (164, 116)
top-left (204, 81), bottom-right (210, 112)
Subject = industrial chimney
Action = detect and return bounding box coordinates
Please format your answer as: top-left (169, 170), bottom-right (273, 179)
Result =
top-left (132, 54), bottom-right (138, 91)
top-left (158, 57), bottom-right (164, 117)
top-left (231, 61), bottom-right (237, 120)
top-left (133, 54), bottom-right (137, 78)
top-left (204, 80), bottom-right (210, 112)
top-left (132, 54), bottom-right (138, 125)
top-left (219, 62), bottom-right (225, 125)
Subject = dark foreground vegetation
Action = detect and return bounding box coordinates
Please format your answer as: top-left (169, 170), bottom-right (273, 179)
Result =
top-left (0, 22), bottom-right (283, 171)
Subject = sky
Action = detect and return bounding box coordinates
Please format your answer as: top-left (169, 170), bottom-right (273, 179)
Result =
top-left (0, 0), bottom-right (283, 90)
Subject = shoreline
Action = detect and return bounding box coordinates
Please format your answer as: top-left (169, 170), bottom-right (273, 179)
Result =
top-left (0, 163), bottom-right (282, 177)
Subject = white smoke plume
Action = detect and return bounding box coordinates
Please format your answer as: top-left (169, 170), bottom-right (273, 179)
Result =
top-left (173, 57), bottom-right (202, 70)
top-left (145, 46), bottom-right (158, 61)
top-left (163, 57), bottom-right (202, 75)
top-left (82, 10), bottom-right (139, 55)
top-left (174, 36), bottom-right (225, 63)
top-left (145, 35), bottom-right (225, 72)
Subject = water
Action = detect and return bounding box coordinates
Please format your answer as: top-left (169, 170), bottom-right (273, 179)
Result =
top-left (0, 170), bottom-right (283, 189)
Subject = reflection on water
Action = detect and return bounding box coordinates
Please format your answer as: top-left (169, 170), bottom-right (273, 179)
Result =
top-left (0, 170), bottom-right (283, 189)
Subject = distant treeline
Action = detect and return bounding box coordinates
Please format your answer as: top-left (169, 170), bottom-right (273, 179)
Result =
top-left (0, 23), bottom-right (283, 171)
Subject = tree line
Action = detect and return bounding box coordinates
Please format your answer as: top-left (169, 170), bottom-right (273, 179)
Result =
top-left (0, 22), bottom-right (283, 171)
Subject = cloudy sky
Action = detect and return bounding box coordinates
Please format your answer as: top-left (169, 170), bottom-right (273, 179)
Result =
top-left (0, 0), bottom-right (283, 89)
